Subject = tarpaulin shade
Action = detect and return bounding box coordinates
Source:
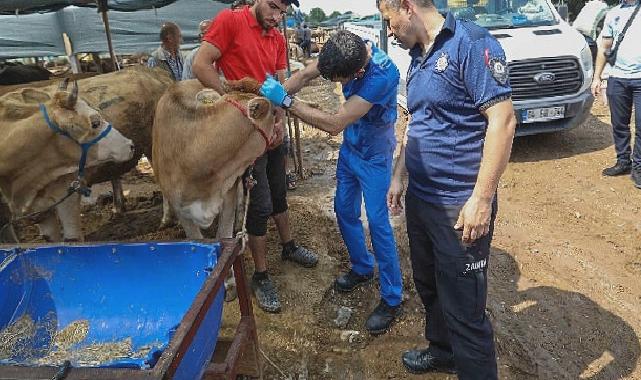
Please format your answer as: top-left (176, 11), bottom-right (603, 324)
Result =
top-left (0, 0), bottom-right (234, 14)
top-left (0, 0), bottom-right (230, 58)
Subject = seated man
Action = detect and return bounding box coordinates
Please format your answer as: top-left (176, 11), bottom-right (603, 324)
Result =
top-left (260, 30), bottom-right (403, 335)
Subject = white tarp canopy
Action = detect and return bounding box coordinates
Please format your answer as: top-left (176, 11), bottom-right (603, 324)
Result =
top-left (0, 0), bottom-right (230, 59)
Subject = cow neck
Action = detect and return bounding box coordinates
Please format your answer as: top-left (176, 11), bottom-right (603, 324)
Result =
top-left (224, 97), bottom-right (272, 153)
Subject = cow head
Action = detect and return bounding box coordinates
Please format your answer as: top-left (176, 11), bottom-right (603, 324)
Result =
top-left (48, 79), bottom-right (134, 165)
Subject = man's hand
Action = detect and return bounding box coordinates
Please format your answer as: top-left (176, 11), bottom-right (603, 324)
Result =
top-left (454, 195), bottom-right (492, 244)
top-left (387, 176), bottom-right (405, 216)
top-left (269, 108), bottom-right (285, 149)
top-left (260, 76), bottom-right (287, 107)
top-left (591, 78), bottom-right (602, 97)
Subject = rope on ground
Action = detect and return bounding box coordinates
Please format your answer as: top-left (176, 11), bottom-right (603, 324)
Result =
top-left (259, 348), bottom-right (289, 379)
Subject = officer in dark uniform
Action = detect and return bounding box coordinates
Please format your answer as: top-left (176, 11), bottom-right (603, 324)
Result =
top-left (379, 0), bottom-right (517, 378)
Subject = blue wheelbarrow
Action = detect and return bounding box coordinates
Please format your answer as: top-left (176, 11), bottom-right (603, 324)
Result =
top-left (0, 239), bottom-right (261, 380)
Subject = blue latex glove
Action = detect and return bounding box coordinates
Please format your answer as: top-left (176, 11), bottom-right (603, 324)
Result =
top-left (260, 76), bottom-right (287, 107)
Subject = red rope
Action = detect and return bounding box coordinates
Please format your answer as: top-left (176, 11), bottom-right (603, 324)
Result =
top-left (224, 98), bottom-right (273, 150)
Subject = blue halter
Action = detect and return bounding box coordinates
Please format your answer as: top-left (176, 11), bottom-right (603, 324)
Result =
top-left (39, 103), bottom-right (113, 196)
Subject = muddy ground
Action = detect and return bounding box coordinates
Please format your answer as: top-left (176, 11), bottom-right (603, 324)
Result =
top-left (12, 79), bottom-right (641, 379)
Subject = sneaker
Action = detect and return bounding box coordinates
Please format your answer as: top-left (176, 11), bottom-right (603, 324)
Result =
top-left (334, 269), bottom-right (373, 292)
top-left (602, 161), bottom-right (631, 176)
top-left (282, 243), bottom-right (318, 268)
top-left (402, 348), bottom-right (457, 375)
top-left (251, 275), bottom-right (281, 313)
top-left (365, 300), bottom-right (401, 335)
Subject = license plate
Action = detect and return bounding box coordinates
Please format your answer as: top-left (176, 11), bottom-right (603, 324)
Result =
top-left (521, 106), bottom-right (565, 123)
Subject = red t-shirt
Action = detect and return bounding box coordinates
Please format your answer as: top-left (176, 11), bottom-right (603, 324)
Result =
top-left (204, 6), bottom-right (287, 83)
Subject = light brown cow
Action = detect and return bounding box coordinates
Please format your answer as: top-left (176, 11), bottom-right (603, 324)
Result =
top-left (152, 78), bottom-right (276, 240)
top-left (0, 80), bottom-right (134, 241)
top-left (0, 67), bottom-right (172, 242)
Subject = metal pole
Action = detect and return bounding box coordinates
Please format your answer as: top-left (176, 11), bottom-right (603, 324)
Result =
top-left (293, 116), bottom-right (303, 178)
top-left (380, 18), bottom-right (389, 53)
top-left (97, 0), bottom-right (119, 71)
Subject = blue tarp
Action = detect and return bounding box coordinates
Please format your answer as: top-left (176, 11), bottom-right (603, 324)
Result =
top-left (0, 0), bottom-right (229, 58)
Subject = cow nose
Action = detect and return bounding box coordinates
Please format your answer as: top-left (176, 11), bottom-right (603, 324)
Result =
top-left (91, 120), bottom-right (101, 129)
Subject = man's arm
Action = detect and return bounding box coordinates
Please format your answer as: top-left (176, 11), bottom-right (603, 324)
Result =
top-left (193, 42), bottom-right (225, 94)
top-left (283, 60), bottom-right (321, 95)
top-left (289, 94), bottom-right (373, 135)
top-left (455, 99), bottom-right (516, 243)
top-left (387, 142), bottom-right (408, 215)
top-left (591, 36), bottom-right (613, 97)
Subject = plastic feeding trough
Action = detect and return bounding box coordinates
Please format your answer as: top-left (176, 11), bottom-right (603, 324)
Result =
top-left (0, 239), bottom-right (261, 380)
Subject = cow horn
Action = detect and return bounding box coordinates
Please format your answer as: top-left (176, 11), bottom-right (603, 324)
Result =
top-left (58, 78), bottom-right (71, 91)
top-left (68, 80), bottom-right (78, 107)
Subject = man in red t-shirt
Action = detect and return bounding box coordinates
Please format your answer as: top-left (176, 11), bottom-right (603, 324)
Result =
top-left (193, 0), bottom-right (318, 314)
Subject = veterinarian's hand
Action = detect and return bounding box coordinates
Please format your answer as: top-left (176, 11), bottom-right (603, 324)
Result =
top-left (260, 76), bottom-right (287, 107)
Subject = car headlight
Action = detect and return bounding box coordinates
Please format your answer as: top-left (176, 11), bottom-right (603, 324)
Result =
top-left (580, 45), bottom-right (593, 73)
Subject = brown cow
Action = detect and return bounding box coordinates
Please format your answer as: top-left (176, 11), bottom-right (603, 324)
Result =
top-left (0, 80), bottom-right (134, 241)
top-left (152, 78), bottom-right (275, 240)
top-left (0, 67), bottom-right (171, 242)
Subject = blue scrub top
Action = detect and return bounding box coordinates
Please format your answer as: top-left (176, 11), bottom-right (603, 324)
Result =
top-left (405, 12), bottom-right (512, 205)
top-left (342, 43), bottom-right (400, 159)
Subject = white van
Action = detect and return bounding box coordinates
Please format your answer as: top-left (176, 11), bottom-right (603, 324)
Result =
top-left (345, 0), bottom-right (595, 136)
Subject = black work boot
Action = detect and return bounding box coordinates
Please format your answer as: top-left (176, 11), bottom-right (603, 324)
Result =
top-left (365, 300), bottom-right (401, 335)
top-left (251, 272), bottom-right (281, 313)
top-left (334, 269), bottom-right (373, 292)
top-left (602, 160), bottom-right (632, 176)
top-left (282, 240), bottom-right (318, 268)
top-left (402, 348), bottom-right (457, 375)
top-left (632, 169), bottom-right (641, 189)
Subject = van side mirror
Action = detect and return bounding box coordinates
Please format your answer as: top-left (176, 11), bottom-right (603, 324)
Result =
top-left (557, 4), bottom-right (569, 21)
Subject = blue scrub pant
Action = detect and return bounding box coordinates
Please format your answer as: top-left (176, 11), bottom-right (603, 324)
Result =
top-left (334, 145), bottom-right (403, 307)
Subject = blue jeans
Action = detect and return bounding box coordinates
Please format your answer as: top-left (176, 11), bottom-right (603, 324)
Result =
top-left (334, 145), bottom-right (402, 306)
top-left (607, 77), bottom-right (641, 170)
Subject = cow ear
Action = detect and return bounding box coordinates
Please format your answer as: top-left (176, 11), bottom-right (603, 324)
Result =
top-left (248, 98), bottom-right (271, 120)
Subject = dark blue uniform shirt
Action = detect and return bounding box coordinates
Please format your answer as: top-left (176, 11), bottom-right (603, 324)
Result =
top-left (405, 13), bottom-right (512, 205)
top-left (342, 43), bottom-right (400, 159)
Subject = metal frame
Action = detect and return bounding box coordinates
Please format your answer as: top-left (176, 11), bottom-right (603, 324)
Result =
top-left (0, 238), bottom-right (262, 380)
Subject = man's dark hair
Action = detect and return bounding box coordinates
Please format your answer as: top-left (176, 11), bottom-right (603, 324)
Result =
top-left (378, 0), bottom-right (434, 9)
top-left (318, 30), bottom-right (367, 80)
top-left (159, 22), bottom-right (180, 42)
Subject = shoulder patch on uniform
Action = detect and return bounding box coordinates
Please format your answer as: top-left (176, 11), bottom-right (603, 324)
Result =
top-left (488, 57), bottom-right (508, 85)
top-left (435, 52), bottom-right (449, 73)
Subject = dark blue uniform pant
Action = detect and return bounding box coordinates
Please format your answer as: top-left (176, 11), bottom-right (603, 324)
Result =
top-left (607, 77), bottom-right (641, 170)
top-left (405, 192), bottom-right (497, 380)
top-left (335, 146), bottom-right (403, 306)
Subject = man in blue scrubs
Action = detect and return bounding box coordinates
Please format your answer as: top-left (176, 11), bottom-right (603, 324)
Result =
top-left (379, 0), bottom-right (517, 378)
top-left (260, 30), bottom-right (403, 335)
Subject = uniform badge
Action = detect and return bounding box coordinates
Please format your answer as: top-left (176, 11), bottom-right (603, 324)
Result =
top-left (434, 52), bottom-right (449, 73)
top-left (489, 57), bottom-right (508, 85)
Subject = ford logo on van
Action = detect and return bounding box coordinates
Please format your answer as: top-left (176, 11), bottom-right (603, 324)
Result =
top-left (534, 72), bottom-right (556, 85)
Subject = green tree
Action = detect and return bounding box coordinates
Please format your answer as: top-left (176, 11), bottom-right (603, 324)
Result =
top-left (308, 7), bottom-right (327, 23)
top-left (329, 11), bottom-right (342, 19)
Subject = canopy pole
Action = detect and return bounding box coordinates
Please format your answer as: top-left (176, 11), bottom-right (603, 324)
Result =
top-left (97, 0), bottom-right (119, 71)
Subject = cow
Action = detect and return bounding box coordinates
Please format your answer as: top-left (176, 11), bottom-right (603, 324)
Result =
top-left (153, 78), bottom-right (276, 301)
top-left (0, 79), bottom-right (134, 242)
top-left (0, 66), bottom-right (172, 242)
top-left (153, 78), bottom-right (275, 239)
top-left (0, 62), bottom-right (52, 86)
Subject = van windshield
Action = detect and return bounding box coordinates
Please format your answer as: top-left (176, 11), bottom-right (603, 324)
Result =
top-left (435, 0), bottom-right (559, 29)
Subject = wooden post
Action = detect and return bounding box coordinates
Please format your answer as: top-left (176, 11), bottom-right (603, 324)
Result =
top-left (62, 33), bottom-right (81, 74)
top-left (97, 0), bottom-right (119, 71)
top-left (287, 113), bottom-right (297, 171)
top-left (293, 116), bottom-right (304, 179)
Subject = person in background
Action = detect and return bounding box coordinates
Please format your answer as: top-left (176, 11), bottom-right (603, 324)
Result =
top-left (148, 22), bottom-right (184, 81)
top-left (592, 0), bottom-right (641, 188)
top-left (182, 20), bottom-right (213, 81)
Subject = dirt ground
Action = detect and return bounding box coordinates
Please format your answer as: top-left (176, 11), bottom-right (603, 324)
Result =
top-left (12, 79), bottom-right (641, 379)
